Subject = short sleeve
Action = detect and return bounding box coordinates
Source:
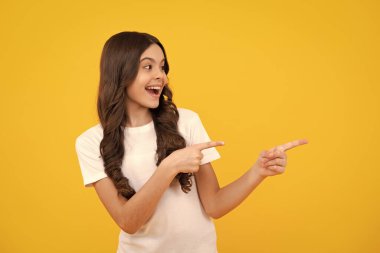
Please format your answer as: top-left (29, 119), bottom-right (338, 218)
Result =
top-left (189, 113), bottom-right (221, 165)
top-left (75, 135), bottom-right (107, 187)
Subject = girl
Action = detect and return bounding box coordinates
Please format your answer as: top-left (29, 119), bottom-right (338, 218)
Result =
top-left (75, 31), bottom-right (308, 253)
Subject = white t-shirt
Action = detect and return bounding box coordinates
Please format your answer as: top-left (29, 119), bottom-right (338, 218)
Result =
top-left (75, 108), bottom-right (221, 253)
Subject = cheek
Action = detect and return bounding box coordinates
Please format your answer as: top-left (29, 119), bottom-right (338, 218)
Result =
top-left (129, 76), bottom-right (147, 92)
top-left (126, 83), bottom-right (141, 98)
top-left (125, 86), bottom-right (134, 99)
top-left (134, 73), bottom-right (150, 85)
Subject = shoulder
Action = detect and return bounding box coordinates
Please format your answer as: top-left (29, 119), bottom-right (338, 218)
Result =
top-left (176, 107), bottom-right (204, 144)
top-left (75, 123), bottom-right (103, 152)
top-left (177, 107), bottom-right (199, 124)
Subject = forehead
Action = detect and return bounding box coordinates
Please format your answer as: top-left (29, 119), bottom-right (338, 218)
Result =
top-left (140, 44), bottom-right (165, 61)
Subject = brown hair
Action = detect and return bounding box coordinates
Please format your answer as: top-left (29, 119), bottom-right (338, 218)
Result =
top-left (97, 31), bottom-right (192, 199)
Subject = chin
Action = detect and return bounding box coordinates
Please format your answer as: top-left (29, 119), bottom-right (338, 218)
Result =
top-left (147, 101), bottom-right (160, 109)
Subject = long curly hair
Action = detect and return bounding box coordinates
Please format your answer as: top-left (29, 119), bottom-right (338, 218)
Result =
top-left (97, 31), bottom-right (192, 200)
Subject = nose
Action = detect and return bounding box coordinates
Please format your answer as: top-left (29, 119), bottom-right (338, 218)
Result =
top-left (155, 67), bottom-right (166, 81)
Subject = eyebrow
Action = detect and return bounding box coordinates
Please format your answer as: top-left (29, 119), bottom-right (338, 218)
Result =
top-left (140, 57), bottom-right (165, 63)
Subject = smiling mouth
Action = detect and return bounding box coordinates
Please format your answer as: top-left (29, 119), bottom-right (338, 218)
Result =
top-left (145, 87), bottom-right (162, 98)
top-left (147, 89), bottom-right (159, 95)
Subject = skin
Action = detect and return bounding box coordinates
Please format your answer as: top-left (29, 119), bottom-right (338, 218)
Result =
top-left (124, 43), bottom-right (168, 127)
top-left (93, 43), bottom-right (309, 234)
top-left (194, 139), bottom-right (308, 219)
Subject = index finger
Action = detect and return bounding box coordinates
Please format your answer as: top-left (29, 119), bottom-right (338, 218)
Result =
top-left (276, 139), bottom-right (308, 152)
top-left (192, 141), bottom-right (225, 151)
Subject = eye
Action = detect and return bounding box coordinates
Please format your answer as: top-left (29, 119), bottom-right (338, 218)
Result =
top-left (144, 65), bottom-right (152, 70)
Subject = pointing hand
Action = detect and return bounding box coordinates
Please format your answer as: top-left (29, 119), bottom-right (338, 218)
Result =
top-left (251, 139), bottom-right (308, 178)
top-left (160, 141), bottom-right (225, 174)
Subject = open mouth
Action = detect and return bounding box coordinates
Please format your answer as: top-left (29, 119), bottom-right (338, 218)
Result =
top-left (145, 87), bottom-right (161, 96)
top-left (146, 89), bottom-right (160, 95)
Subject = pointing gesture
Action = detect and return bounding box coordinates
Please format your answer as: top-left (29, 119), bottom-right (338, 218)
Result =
top-left (268, 139), bottom-right (308, 152)
top-left (160, 141), bottom-right (225, 175)
top-left (192, 141), bottom-right (225, 151)
top-left (251, 139), bottom-right (308, 178)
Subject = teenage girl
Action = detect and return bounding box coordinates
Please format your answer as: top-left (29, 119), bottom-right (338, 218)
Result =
top-left (75, 31), bottom-right (308, 253)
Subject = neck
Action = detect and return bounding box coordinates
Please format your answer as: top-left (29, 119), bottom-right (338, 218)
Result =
top-left (125, 105), bottom-right (152, 127)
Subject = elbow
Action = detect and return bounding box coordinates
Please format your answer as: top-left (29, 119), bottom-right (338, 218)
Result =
top-left (119, 220), bottom-right (139, 235)
top-left (204, 205), bottom-right (224, 220)
top-left (121, 225), bottom-right (138, 235)
top-left (206, 210), bottom-right (223, 220)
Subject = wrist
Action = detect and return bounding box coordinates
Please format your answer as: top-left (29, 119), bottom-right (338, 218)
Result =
top-left (249, 166), bottom-right (268, 182)
top-left (158, 162), bottom-right (178, 179)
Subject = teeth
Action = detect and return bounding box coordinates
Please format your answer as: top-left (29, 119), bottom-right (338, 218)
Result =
top-left (146, 86), bottom-right (161, 90)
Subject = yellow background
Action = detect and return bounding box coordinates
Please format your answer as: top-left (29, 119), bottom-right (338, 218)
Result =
top-left (1, 0), bottom-right (379, 252)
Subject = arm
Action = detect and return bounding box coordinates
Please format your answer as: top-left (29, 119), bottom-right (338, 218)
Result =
top-left (195, 139), bottom-right (308, 219)
top-left (93, 164), bottom-right (176, 234)
top-left (91, 141), bottom-right (224, 234)
top-left (194, 162), bottom-right (266, 219)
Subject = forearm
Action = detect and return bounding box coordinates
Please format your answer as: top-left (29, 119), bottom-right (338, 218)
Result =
top-left (120, 165), bottom-right (176, 233)
top-left (210, 168), bottom-right (266, 219)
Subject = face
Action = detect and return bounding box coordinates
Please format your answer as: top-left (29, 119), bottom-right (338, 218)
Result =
top-left (126, 43), bottom-right (168, 111)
